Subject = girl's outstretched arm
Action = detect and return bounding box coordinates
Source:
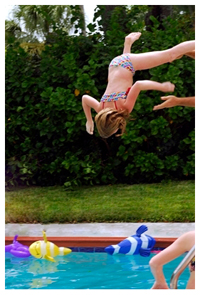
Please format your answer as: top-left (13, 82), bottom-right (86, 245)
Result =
top-left (82, 95), bottom-right (100, 134)
top-left (124, 80), bottom-right (175, 113)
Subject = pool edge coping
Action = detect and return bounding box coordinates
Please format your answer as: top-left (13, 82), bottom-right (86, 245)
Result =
top-left (5, 236), bottom-right (176, 248)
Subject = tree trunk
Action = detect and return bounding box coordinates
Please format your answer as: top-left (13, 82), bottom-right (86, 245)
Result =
top-left (79, 5), bottom-right (86, 36)
top-left (145, 5), bottom-right (172, 31)
top-left (101, 5), bottom-right (118, 34)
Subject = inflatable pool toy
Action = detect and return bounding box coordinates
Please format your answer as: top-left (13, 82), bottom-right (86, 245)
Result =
top-left (29, 230), bottom-right (72, 262)
top-left (5, 235), bottom-right (31, 257)
top-left (5, 235), bottom-right (31, 258)
top-left (105, 225), bottom-right (155, 256)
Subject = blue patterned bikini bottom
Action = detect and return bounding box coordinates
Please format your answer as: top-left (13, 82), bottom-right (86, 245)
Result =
top-left (109, 54), bottom-right (135, 75)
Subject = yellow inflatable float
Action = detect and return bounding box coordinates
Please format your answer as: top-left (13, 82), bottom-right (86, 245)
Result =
top-left (29, 230), bottom-right (72, 262)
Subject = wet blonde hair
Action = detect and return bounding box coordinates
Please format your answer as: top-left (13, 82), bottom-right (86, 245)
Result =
top-left (95, 108), bottom-right (130, 138)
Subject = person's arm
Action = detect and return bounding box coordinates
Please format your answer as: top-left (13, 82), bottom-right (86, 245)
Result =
top-left (149, 231), bottom-right (195, 289)
top-left (153, 95), bottom-right (195, 110)
top-left (82, 95), bottom-right (100, 134)
top-left (124, 80), bottom-right (175, 113)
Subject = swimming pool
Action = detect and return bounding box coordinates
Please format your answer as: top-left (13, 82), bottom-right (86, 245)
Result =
top-left (5, 251), bottom-right (189, 289)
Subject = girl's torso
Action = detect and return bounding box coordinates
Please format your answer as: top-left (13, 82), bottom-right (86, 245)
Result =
top-left (99, 54), bottom-right (135, 110)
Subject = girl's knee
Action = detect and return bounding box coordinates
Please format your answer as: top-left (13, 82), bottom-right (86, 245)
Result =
top-left (149, 256), bottom-right (159, 268)
top-left (167, 49), bottom-right (177, 63)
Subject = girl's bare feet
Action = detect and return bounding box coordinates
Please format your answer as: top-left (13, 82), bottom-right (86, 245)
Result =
top-left (123, 32), bottom-right (141, 53)
top-left (125, 32), bottom-right (141, 45)
top-left (162, 82), bottom-right (175, 92)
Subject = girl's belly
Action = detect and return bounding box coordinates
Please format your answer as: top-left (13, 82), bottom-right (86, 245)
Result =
top-left (105, 67), bottom-right (133, 93)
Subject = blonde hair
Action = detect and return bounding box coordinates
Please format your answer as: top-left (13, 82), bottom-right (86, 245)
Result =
top-left (95, 108), bottom-right (130, 138)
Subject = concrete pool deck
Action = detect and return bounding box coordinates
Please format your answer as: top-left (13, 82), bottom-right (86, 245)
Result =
top-left (5, 222), bottom-right (195, 238)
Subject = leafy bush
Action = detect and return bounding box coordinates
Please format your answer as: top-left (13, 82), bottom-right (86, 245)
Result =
top-left (5, 8), bottom-right (195, 187)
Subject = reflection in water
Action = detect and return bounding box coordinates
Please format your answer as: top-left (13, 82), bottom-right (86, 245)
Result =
top-left (106, 252), bottom-right (150, 271)
top-left (28, 259), bottom-right (59, 274)
top-left (30, 278), bottom-right (53, 289)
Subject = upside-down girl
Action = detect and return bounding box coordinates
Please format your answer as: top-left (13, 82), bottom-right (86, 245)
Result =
top-left (82, 32), bottom-right (195, 138)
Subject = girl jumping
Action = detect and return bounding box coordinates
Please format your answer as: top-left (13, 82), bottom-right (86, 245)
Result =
top-left (82, 32), bottom-right (195, 138)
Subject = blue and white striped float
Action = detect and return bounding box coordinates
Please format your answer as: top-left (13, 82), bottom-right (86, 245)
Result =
top-left (105, 225), bottom-right (155, 256)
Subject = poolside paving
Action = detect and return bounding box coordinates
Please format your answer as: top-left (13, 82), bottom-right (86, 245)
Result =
top-left (5, 222), bottom-right (195, 238)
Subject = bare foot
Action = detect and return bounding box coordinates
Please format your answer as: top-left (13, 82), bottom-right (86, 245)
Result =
top-left (162, 82), bottom-right (175, 92)
top-left (123, 32), bottom-right (142, 53)
top-left (125, 32), bottom-right (141, 45)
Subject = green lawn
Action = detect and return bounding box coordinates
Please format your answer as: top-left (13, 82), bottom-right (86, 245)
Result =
top-left (5, 180), bottom-right (195, 223)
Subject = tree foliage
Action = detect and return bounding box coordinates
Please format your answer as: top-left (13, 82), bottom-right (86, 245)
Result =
top-left (5, 5), bottom-right (195, 188)
top-left (6, 5), bottom-right (72, 43)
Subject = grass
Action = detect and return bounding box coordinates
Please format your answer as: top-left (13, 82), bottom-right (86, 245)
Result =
top-left (5, 180), bottom-right (195, 224)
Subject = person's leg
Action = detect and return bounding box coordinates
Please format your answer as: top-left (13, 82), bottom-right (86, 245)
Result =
top-left (129, 40), bottom-right (195, 71)
top-left (185, 50), bottom-right (195, 59)
top-left (186, 271), bottom-right (195, 289)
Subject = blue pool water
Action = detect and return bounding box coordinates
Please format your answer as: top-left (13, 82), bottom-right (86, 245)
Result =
top-left (5, 251), bottom-right (190, 289)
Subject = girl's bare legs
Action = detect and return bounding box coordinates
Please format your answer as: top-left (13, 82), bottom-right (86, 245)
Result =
top-left (130, 40), bottom-right (195, 71)
top-left (123, 33), bottom-right (195, 71)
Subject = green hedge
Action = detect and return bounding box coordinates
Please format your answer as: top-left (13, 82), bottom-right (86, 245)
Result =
top-left (5, 9), bottom-right (195, 188)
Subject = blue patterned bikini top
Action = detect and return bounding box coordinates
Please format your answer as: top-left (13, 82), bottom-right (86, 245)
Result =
top-left (109, 54), bottom-right (135, 75)
top-left (100, 88), bottom-right (131, 110)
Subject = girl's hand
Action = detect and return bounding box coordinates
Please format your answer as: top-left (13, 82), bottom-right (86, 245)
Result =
top-left (162, 82), bottom-right (175, 92)
top-left (86, 120), bottom-right (94, 135)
